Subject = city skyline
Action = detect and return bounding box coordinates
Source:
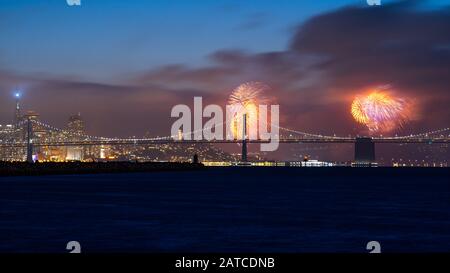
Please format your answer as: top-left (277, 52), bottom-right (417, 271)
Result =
top-left (0, 91), bottom-right (448, 166)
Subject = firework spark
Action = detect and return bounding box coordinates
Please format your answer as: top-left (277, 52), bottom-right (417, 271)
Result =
top-left (228, 82), bottom-right (270, 139)
top-left (351, 89), bottom-right (411, 132)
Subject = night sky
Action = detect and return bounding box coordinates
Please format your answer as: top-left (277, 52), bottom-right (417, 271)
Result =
top-left (1, 0), bottom-right (449, 144)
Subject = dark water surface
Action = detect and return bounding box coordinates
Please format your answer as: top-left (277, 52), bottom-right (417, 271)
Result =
top-left (0, 167), bottom-right (449, 253)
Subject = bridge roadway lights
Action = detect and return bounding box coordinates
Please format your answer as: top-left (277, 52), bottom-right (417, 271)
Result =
top-left (354, 137), bottom-right (376, 164)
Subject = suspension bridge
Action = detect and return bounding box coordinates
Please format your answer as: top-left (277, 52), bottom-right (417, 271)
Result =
top-left (0, 118), bottom-right (449, 163)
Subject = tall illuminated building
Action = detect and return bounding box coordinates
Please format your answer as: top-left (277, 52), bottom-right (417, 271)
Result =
top-left (66, 113), bottom-right (86, 161)
top-left (14, 92), bottom-right (21, 125)
top-left (67, 113), bottom-right (85, 135)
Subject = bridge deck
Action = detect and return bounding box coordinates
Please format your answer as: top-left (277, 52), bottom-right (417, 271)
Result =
top-left (1, 138), bottom-right (448, 147)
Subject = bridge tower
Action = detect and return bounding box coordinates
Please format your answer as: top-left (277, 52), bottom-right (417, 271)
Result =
top-left (26, 117), bottom-right (34, 163)
top-left (354, 137), bottom-right (375, 165)
top-left (241, 114), bottom-right (248, 162)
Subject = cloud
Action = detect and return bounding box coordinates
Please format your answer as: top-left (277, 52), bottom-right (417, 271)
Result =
top-left (0, 72), bottom-right (210, 136)
top-left (288, 0), bottom-right (450, 130)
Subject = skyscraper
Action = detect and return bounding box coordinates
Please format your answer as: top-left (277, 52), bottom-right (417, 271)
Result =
top-left (66, 113), bottom-right (86, 161)
top-left (67, 113), bottom-right (85, 135)
top-left (14, 93), bottom-right (21, 125)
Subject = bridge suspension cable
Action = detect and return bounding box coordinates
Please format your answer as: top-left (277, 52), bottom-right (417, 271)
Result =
top-left (9, 119), bottom-right (449, 144)
top-left (28, 119), bottom-right (227, 143)
top-left (379, 127), bottom-right (450, 140)
top-left (261, 120), bottom-right (350, 140)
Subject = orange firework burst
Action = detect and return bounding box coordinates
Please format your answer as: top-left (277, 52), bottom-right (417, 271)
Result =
top-left (351, 88), bottom-right (411, 132)
top-left (228, 82), bottom-right (270, 139)
top-left (351, 97), bottom-right (370, 125)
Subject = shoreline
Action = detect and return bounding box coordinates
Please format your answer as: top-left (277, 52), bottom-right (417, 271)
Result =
top-left (0, 161), bottom-right (448, 177)
top-left (0, 162), bottom-right (205, 177)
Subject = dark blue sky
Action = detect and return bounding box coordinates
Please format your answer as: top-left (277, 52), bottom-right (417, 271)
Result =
top-left (1, 0), bottom-right (400, 81)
